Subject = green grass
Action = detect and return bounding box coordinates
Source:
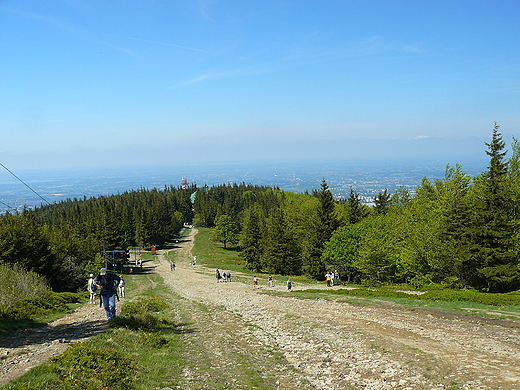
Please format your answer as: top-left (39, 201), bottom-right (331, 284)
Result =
top-left (192, 227), bottom-right (315, 287)
top-left (1, 234), bottom-right (308, 390)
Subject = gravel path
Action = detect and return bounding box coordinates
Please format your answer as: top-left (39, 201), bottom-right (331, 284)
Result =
top-left (160, 228), bottom-right (520, 390)
top-left (1, 227), bottom-right (519, 389)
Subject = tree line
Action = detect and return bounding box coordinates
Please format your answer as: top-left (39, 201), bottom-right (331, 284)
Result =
top-left (1, 123), bottom-right (519, 294)
top-left (204, 124), bottom-right (520, 292)
top-left (0, 186), bottom-right (194, 292)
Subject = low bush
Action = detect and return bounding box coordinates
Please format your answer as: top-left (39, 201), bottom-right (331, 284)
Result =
top-left (299, 287), bottom-right (520, 306)
top-left (115, 294), bottom-right (170, 331)
top-left (48, 343), bottom-right (136, 390)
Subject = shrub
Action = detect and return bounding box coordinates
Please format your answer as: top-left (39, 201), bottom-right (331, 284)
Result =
top-left (49, 343), bottom-right (136, 390)
top-left (0, 263), bottom-right (50, 313)
top-left (138, 330), bottom-right (170, 348)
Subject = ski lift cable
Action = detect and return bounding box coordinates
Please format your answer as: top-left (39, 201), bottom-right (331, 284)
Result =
top-left (0, 163), bottom-right (51, 205)
top-left (0, 199), bottom-right (15, 210)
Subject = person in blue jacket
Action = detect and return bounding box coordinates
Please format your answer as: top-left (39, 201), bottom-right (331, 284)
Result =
top-left (94, 267), bottom-right (121, 321)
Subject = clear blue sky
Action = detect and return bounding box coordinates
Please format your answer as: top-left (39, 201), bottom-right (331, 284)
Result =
top-left (1, 1), bottom-right (519, 170)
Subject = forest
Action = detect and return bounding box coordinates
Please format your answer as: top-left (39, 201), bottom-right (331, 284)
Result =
top-left (1, 124), bottom-right (519, 298)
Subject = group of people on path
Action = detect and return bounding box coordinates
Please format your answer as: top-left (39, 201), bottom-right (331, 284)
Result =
top-left (325, 270), bottom-right (340, 287)
top-left (87, 268), bottom-right (126, 321)
top-left (216, 269), bottom-right (232, 282)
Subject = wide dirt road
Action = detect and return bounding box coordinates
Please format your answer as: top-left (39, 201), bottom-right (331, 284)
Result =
top-left (159, 228), bottom-right (520, 390)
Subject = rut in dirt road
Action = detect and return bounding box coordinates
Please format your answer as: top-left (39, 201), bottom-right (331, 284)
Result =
top-left (159, 228), bottom-right (520, 390)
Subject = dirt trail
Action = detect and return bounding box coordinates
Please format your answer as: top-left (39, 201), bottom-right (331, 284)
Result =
top-left (1, 227), bottom-right (520, 389)
top-left (159, 228), bottom-right (520, 390)
top-left (0, 301), bottom-right (108, 386)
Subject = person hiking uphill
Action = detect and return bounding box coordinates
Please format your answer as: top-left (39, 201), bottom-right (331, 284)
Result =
top-left (94, 267), bottom-right (121, 321)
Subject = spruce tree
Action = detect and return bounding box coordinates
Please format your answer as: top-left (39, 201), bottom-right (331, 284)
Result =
top-left (470, 123), bottom-right (519, 291)
top-left (373, 189), bottom-right (391, 215)
top-left (240, 205), bottom-right (263, 272)
top-left (303, 180), bottom-right (339, 279)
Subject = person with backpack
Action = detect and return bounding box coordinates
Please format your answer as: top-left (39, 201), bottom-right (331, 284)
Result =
top-left (94, 267), bottom-right (121, 321)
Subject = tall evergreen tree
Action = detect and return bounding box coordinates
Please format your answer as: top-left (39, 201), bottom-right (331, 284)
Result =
top-left (373, 189), bottom-right (391, 215)
top-left (470, 123), bottom-right (519, 291)
top-left (262, 207), bottom-right (300, 275)
top-left (240, 205), bottom-right (263, 271)
top-left (303, 180), bottom-right (339, 279)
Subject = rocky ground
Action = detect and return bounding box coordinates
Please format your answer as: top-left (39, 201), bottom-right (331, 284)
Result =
top-left (1, 228), bottom-right (520, 389)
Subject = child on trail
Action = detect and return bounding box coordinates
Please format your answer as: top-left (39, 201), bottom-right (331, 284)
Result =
top-left (287, 279), bottom-right (292, 291)
top-left (253, 276), bottom-right (258, 288)
top-left (118, 276), bottom-right (126, 298)
top-left (88, 274), bottom-right (96, 304)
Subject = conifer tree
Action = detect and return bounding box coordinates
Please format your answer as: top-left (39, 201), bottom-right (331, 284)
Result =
top-left (373, 189), bottom-right (391, 215)
top-left (470, 123), bottom-right (519, 291)
top-left (240, 205), bottom-right (263, 271)
top-left (304, 180), bottom-right (339, 279)
top-left (261, 207), bottom-right (300, 275)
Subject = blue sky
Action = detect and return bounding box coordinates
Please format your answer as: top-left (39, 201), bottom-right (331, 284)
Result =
top-left (1, 1), bottom-right (519, 171)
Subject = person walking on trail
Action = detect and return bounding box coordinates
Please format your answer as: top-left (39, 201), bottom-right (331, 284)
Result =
top-left (268, 275), bottom-right (273, 287)
top-left (334, 270), bottom-right (340, 286)
top-left (94, 268), bottom-right (121, 321)
top-left (216, 269), bottom-right (221, 282)
top-left (88, 274), bottom-right (97, 304)
top-left (118, 276), bottom-right (126, 298)
top-left (287, 279), bottom-right (292, 291)
top-left (253, 276), bottom-right (259, 288)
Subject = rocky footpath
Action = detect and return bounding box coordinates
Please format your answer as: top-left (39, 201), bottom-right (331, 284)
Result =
top-left (2, 227), bottom-right (519, 389)
top-left (160, 228), bottom-right (520, 390)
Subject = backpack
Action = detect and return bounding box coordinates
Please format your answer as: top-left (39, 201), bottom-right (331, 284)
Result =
top-left (99, 273), bottom-right (115, 292)
top-left (90, 284), bottom-right (97, 292)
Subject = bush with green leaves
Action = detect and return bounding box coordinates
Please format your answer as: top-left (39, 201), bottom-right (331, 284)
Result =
top-left (115, 294), bottom-right (169, 331)
top-left (0, 263), bottom-right (50, 314)
top-left (48, 343), bottom-right (136, 390)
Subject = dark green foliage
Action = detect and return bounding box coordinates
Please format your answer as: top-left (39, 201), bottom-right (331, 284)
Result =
top-left (469, 123), bottom-right (518, 292)
top-left (240, 205), bottom-right (264, 271)
top-left (0, 291), bottom-right (83, 321)
top-left (373, 188), bottom-right (391, 215)
top-left (304, 180), bottom-right (339, 279)
top-left (261, 207), bottom-right (301, 275)
top-left (213, 214), bottom-right (239, 249)
top-left (49, 343), bottom-right (136, 390)
top-left (0, 185), bottom-right (194, 292)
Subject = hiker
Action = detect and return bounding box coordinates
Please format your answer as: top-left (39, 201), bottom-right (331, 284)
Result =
top-left (88, 274), bottom-right (97, 304)
top-left (268, 275), bottom-right (273, 287)
top-left (334, 270), bottom-right (340, 286)
top-left (216, 269), bottom-right (221, 282)
top-left (118, 276), bottom-right (126, 298)
top-left (325, 272), bottom-right (331, 287)
top-left (94, 268), bottom-right (121, 321)
top-left (253, 276), bottom-right (258, 288)
top-left (287, 279), bottom-right (292, 291)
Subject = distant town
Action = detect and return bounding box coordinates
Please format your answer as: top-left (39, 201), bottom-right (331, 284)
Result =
top-left (0, 158), bottom-right (488, 213)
